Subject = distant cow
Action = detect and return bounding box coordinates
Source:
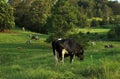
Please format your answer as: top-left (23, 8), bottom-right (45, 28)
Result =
top-left (31, 35), bottom-right (39, 40)
top-left (52, 38), bottom-right (84, 64)
top-left (104, 44), bottom-right (113, 48)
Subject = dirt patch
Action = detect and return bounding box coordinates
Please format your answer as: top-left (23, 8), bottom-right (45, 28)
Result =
top-left (0, 30), bottom-right (17, 34)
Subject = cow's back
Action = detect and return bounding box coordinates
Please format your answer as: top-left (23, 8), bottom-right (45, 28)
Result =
top-left (58, 39), bottom-right (80, 51)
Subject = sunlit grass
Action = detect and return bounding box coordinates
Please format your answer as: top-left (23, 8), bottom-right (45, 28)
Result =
top-left (76, 28), bottom-right (110, 33)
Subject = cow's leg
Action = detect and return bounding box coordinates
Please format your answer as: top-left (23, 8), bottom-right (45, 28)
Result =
top-left (61, 49), bottom-right (68, 64)
top-left (54, 50), bottom-right (59, 65)
top-left (70, 54), bottom-right (75, 63)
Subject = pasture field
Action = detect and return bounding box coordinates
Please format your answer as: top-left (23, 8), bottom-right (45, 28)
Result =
top-left (0, 29), bottom-right (120, 79)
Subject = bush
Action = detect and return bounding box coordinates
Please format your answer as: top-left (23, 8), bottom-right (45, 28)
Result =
top-left (107, 28), bottom-right (116, 38)
top-left (107, 24), bottom-right (120, 41)
top-left (114, 25), bottom-right (120, 36)
top-left (46, 34), bottom-right (57, 43)
top-left (90, 19), bottom-right (100, 27)
top-left (100, 18), bottom-right (109, 25)
top-left (68, 32), bottom-right (89, 48)
top-left (46, 31), bottom-right (89, 49)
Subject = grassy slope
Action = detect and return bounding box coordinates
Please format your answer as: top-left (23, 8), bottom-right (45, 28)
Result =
top-left (0, 29), bottom-right (120, 79)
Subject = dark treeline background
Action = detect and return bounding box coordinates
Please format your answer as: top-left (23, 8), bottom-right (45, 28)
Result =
top-left (1, 0), bottom-right (120, 31)
top-left (0, 0), bottom-right (120, 41)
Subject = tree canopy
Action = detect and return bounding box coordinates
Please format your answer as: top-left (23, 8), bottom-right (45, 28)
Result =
top-left (0, 0), bottom-right (15, 31)
top-left (47, 0), bottom-right (78, 38)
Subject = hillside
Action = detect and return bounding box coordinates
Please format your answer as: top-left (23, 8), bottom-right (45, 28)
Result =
top-left (0, 29), bottom-right (120, 79)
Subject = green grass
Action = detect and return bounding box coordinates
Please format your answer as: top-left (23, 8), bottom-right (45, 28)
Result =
top-left (71, 28), bottom-right (110, 33)
top-left (0, 29), bottom-right (120, 79)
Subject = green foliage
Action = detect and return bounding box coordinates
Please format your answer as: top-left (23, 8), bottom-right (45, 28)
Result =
top-left (46, 0), bottom-right (78, 40)
top-left (6, 0), bottom-right (120, 33)
top-left (108, 25), bottom-right (120, 41)
top-left (101, 17), bottom-right (109, 25)
top-left (46, 33), bottom-right (59, 43)
top-left (68, 32), bottom-right (89, 48)
top-left (8, 0), bottom-right (21, 6)
top-left (108, 15), bottom-right (120, 40)
top-left (4, 0), bottom-right (120, 32)
top-left (91, 19), bottom-right (100, 27)
top-left (8, 0), bottom-right (34, 27)
top-left (23, 0), bottom-right (51, 33)
top-left (107, 28), bottom-right (115, 39)
top-left (78, 0), bottom-right (94, 18)
top-left (77, 12), bottom-right (90, 27)
top-left (113, 15), bottom-right (120, 24)
top-left (0, 0), bottom-right (15, 31)
top-left (114, 25), bottom-right (120, 36)
top-left (78, 0), bottom-right (113, 18)
top-left (108, 1), bottom-right (120, 15)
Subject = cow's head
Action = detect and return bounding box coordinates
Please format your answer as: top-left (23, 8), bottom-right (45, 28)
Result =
top-left (76, 47), bottom-right (84, 60)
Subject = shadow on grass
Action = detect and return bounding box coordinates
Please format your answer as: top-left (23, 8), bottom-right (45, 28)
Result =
top-left (0, 43), bottom-right (52, 65)
top-left (0, 43), bottom-right (51, 49)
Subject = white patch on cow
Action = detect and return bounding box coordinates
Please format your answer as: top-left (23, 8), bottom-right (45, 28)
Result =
top-left (61, 49), bottom-right (68, 63)
top-left (54, 50), bottom-right (59, 65)
top-left (62, 49), bottom-right (68, 54)
top-left (58, 38), bottom-right (62, 40)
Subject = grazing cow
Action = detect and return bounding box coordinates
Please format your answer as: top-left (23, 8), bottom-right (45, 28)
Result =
top-left (104, 44), bottom-right (113, 48)
top-left (52, 38), bottom-right (84, 64)
top-left (31, 35), bottom-right (39, 40)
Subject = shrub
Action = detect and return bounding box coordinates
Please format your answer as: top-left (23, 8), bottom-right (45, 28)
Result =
top-left (46, 34), bottom-right (58, 43)
top-left (107, 24), bottom-right (120, 41)
top-left (90, 19), bottom-right (100, 27)
top-left (114, 25), bottom-right (120, 36)
top-left (68, 32), bottom-right (89, 48)
top-left (107, 28), bottom-right (116, 38)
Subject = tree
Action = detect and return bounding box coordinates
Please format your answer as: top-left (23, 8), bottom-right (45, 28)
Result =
top-left (24, 0), bottom-right (53, 33)
top-left (76, 12), bottom-right (89, 27)
top-left (46, 0), bottom-right (78, 42)
top-left (8, 0), bottom-right (34, 28)
top-left (113, 15), bottom-right (120, 25)
top-left (108, 1), bottom-right (120, 15)
top-left (78, 0), bottom-right (94, 18)
top-left (107, 15), bottom-right (120, 41)
top-left (8, 0), bottom-right (20, 7)
top-left (0, 0), bottom-right (15, 32)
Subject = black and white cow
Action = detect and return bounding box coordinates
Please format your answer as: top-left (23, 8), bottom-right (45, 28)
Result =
top-left (52, 38), bottom-right (84, 64)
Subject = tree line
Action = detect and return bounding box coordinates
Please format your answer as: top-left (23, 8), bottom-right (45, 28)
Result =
top-left (0, 0), bottom-right (120, 41)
